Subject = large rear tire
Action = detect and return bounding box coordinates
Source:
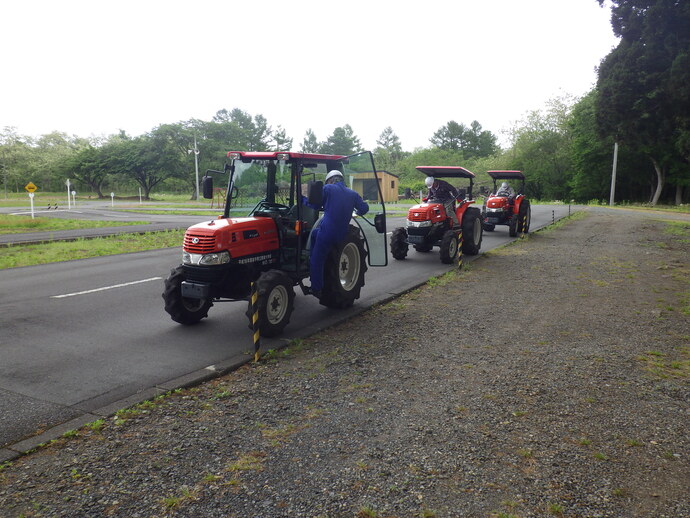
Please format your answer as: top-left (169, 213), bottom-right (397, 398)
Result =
top-left (461, 207), bottom-right (483, 255)
top-left (245, 270), bottom-right (295, 338)
top-left (162, 265), bottom-right (212, 325)
top-left (390, 227), bottom-right (409, 260)
top-left (439, 230), bottom-right (459, 264)
top-left (319, 226), bottom-right (367, 309)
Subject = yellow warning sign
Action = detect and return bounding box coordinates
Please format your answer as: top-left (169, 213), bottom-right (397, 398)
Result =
top-left (25, 182), bottom-right (38, 193)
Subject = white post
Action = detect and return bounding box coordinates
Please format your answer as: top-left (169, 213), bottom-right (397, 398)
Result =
top-left (110, 192), bottom-right (115, 207)
top-left (609, 141), bottom-right (619, 206)
top-left (139, 187), bottom-right (142, 204)
top-left (189, 135), bottom-right (200, 201)
top-left (29, 192), bottom-right (35, 219)
top-left (71, 190), bottom-right (76, 208)
top-left (66, 179), bottom-right (71, 210)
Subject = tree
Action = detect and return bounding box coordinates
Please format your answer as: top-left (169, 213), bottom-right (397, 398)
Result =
top-left (430, 121), bottom-right (468, 152)
top-left (430, 120), bottom-right (498, 158)
top-left (272, 125), bottom-right (293, 151)
top-left (301, 129), bottom-right (319, 153)
top-left (596, 0), bottom-right (690, 205)
top-left (319, 125), bottom-right (362, 155)
top-left (374, 126), bottom-right (405, 172)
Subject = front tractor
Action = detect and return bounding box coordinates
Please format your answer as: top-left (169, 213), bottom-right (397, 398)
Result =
top-left (481, 170), bottom-right (531, 237)
top-left (390, 166), bottom-right (483, 264)
top-left (162, 151), bottom-right (387, 337)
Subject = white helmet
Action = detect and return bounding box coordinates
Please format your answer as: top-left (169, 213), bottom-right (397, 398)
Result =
top-left (325, 170), bottom-right (343, 183)
top-left (425, 176), bottom-right (434, 188)
top-left (500, 182), bottom-right (509, 189)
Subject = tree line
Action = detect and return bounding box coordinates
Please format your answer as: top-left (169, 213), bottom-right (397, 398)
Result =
top-left (1, 0), bottom-right (687, 205)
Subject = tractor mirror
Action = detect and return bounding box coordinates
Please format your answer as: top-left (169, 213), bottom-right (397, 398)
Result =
top-left (374, 213), bottom-right (386, 234)
top-left (307, 180), bottom-right (323, 207)
top-left (202, 176), bottom-right (214, 199)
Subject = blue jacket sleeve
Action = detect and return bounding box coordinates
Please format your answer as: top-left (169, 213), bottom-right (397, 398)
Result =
top-left (355, 196), bottom-right (369, 216)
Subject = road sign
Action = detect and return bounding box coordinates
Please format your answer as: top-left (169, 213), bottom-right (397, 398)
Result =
top-left (25, 182), bottom-right (38, 193)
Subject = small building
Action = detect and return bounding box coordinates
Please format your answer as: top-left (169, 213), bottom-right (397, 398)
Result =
top-left (351, 170), bottom-right (399, 203)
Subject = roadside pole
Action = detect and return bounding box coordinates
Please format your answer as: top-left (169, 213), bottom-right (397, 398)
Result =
top-left (609, 141), bottom-right (619, 206)
top-left (24, 182), bottom-right (38, 219)
top-left (111, 192), bottom-right (115, 207)
top-left (66, 179), bottom-right (71, 210)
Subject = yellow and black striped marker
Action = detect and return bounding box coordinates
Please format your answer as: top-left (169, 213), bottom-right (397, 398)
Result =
top-left (251, 282), bottom-right (261, 362)
top-left (457, 229), bottom-right (463, 269)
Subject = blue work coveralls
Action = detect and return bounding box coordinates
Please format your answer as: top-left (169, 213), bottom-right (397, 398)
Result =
top-left (303, 181), bottom-right (369, 293)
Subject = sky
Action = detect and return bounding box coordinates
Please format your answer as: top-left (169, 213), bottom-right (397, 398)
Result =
top-left (1, 0), bottom-right (619, 151)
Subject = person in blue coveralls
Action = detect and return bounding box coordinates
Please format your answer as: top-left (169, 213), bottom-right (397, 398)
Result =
top-left (302, 170), bottom-right (369, 297)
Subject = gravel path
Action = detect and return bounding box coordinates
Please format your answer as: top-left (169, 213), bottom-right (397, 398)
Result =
top-left (1, 209), bottom-right (688, 518)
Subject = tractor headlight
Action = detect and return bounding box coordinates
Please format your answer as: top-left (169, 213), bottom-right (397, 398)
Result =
top-left (183, 250), bottom-right (231, 266)
top-left (407, 220), bottom-right (432, 228)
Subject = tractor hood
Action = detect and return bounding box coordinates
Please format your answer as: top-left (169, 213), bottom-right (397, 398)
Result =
top-left (486, 197), bottom-right (511, 209)
top-left (183, 217), bottom-right (279, 258)
top-left (407, 202), bottom-right (447, 224)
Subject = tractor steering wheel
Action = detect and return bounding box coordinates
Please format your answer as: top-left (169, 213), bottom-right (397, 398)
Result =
top-left (258, 201), bottom-right (290, 212)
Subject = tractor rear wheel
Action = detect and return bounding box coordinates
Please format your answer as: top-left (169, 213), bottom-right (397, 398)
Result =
top-left (390, 227), bottom-right (409, 260)
top-left (245, 270), bottom-right (295, 338)
top-left (319, 226), bottom-right (367, 309)
top-left (461, 207), bottom-right (483, 255)
top-left (439, 230), bottom-right (459, 264)
top-left (162, 265), bottom-right (213, 325)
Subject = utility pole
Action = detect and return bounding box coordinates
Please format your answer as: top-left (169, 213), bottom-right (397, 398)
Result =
top-left (609, 141), bottom-right (619, 206)
top-left (189, 135), bottom-right (200, 201)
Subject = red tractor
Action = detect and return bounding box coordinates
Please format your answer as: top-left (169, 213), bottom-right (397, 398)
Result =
top-left (390, 166), bottom-right (483, 264)
top-left (482, 170), bottom-right (531, 237)
top-left (162, 151), bottom-right (387, 337)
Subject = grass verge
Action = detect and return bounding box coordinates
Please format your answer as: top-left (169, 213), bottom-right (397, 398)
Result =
top-left (0, 230), bottom-right (185, 269)
top-left (0, 215), bottom-right (149, 234)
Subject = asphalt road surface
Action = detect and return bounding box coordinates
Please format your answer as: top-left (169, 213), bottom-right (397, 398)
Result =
top-left (0, 204), bottom-right (575, 460)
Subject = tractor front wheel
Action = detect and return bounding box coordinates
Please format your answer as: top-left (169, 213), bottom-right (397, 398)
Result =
top-left (162, 265), bottom-right (213, 325)
top-left (245, 270), bottom-right (295, 338)
top-left (461, 207), bottom-right (483, 255)
top-left (390, 227), bottom-right (409, 260)
top-left (508, 215), bottom-right (518, 237)
top-left (483, 223), bottom-right (495, 232)
top-left (319, 226), bottom-right (367, 309)
top-left (439, 230), bottom-right (459, 264)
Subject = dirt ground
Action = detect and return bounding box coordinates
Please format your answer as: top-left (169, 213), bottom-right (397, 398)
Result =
top-left (0, 208), bottom-right (688, 518)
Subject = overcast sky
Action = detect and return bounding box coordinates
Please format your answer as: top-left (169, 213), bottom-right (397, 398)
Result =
top-left (2, 0), bottom-right (619, 151)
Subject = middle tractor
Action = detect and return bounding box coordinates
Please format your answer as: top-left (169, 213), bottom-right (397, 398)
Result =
top-left (390, 166), bottom-right (483, 264)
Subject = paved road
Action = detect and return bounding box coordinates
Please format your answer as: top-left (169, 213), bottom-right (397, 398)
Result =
top-left (0, 203), bottom-right (577, 461)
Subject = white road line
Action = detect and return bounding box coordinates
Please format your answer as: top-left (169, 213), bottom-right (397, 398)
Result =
top-left (51, 277), bottom-right (162, 298)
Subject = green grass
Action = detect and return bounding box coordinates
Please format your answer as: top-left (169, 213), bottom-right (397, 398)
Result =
top-left (0, 229), bottom-right (185, 269)
top-left (0, 214), bottom-right (149, 234)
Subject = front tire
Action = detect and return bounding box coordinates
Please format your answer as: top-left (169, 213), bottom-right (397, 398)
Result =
top-left (162, 265), bottom-right (212, 325)
top-left (390, 227), bottom-right (409, 260)
top-left (483, 223), bottom-right (495, 232)
top-left (461, 207), bottom-right (483, 255)
top-left (508, 214), bottom-right (518, 237)
top-left (245, 270), bottom-right (295, 338)
top-left (319, 226), bottom-right (367, 309)
top-left (439, 230), bottom-right (459, 264)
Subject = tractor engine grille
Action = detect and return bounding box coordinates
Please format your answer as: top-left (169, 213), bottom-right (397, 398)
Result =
top-left (184, 232), bottom-right (217, 253)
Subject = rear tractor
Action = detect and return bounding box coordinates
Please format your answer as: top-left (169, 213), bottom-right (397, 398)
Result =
top-left (481, 170), bottom-right (531, 237)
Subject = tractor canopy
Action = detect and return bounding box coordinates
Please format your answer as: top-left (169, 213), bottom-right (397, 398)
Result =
top-left (416, 166), bottom-right (476, 179)
top-left (486, 170), bottom-right (525, 181)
